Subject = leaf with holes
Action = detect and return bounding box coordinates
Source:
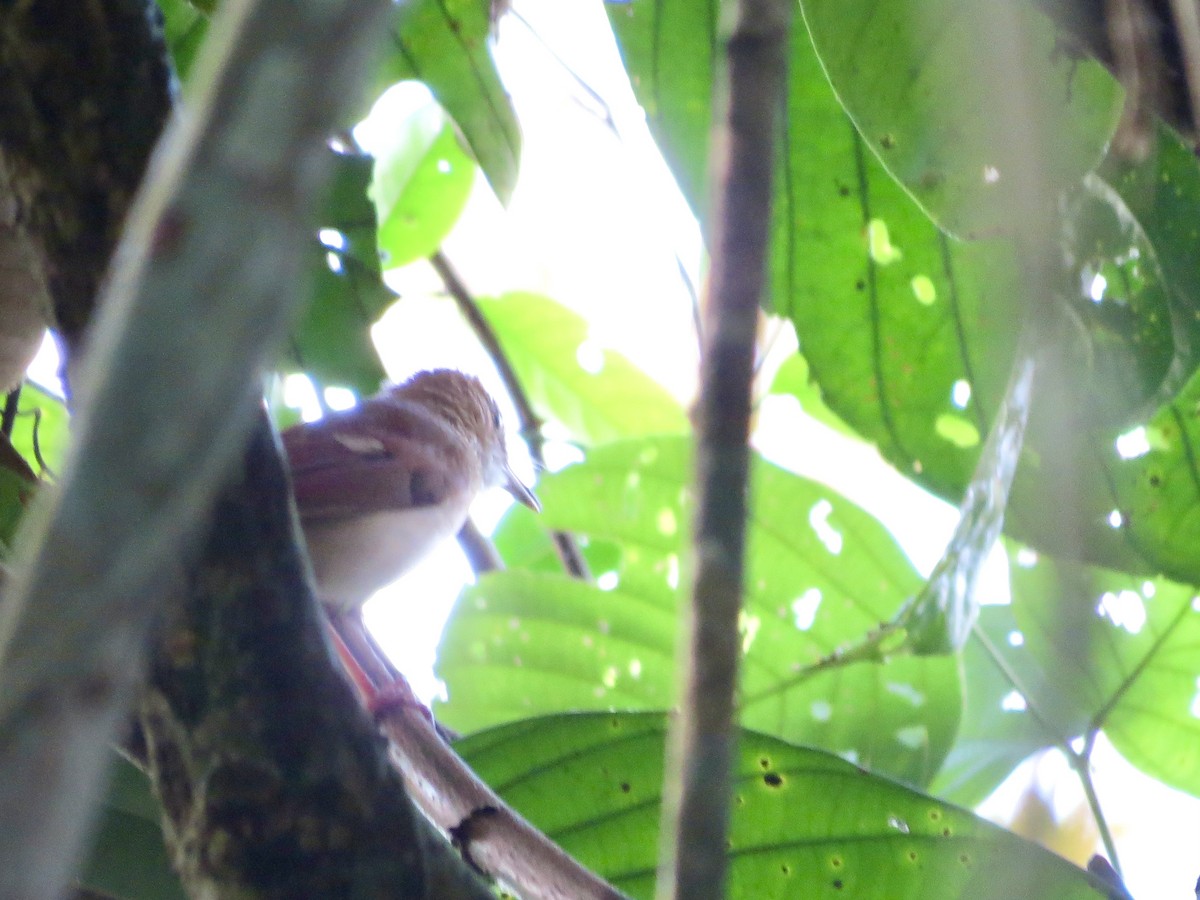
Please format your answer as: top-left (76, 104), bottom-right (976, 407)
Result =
top-left (769, 14), bottom-right (1181, 580)
top-left (800, 0), bottom-right (1120, 239)
top-left (608, 0), bottom-right (1200, 585)
top-left (997, 553), bottom-right (1200, 798)
top-left (438, 436), bottom-right (961, 786)
top-left (455, 712), bottom-right (1114, 899)
top-left (477, 292), bottom-right (688, 445)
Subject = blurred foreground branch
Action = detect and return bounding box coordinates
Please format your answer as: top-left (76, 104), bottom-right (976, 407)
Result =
top-left (656, 1), bottom-right (793, 899)
top-left (0, 0), bottom-right (408, 895)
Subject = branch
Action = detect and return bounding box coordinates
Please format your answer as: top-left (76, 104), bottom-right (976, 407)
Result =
top-left (457, 518), bottom-right (505, 574)
top-left (656, 1), bottom-right (793, 898)
top-left (373, 692), bottom-right (631, 900)
top-left (430, 249), bottom-right (591, 580)
top-left (0, 0), bottom-right (408, 896)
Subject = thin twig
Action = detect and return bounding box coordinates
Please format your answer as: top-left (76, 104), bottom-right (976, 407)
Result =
top-left (1073, 731), bottom-right (1123, 875)
top-left (1, 386), bottom-right (19, 437)
top-left (457, 517), bottom-right (504, 574)
top-left (656, 1), bottom-right (792, 898)
top-left (27, 407), bottom-right (53, 478)
top-left (972, 624), bottom-right (1123, 876)
top-left (430, 249), bottom-right (591, 580)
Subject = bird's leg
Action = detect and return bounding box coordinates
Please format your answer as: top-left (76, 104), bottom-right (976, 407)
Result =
top-left (327, 609), bottom-right (430, 723)
top-left (329, 608), bottom-right (401, 684)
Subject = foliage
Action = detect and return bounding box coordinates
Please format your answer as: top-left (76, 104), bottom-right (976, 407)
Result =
top-left (61, 0), bottom-right (1200, 897)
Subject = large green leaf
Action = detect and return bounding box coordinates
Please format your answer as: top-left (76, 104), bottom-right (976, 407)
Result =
top-left (455, 712), bottom-right (1114, 899)
top-left (370, 86), bottom-right (475, 270)
top-left (800, 0), bottom-right (1120, 239)
top-left (609, 0), bottom-right (1200, 583)
top-left (477, 292), bottom-right (689, 445)
top-left (1003, 554), bottom-right (1200, 798)
top-left (438, 436), bottom-right (961, 786)
top-left (607, 0), bottom-right (716, 222)
top-left (374, 0), bottom-right (520, 203)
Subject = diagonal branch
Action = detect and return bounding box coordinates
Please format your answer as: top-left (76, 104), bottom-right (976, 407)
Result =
top-left (0, 0), bottom-right (428, 896)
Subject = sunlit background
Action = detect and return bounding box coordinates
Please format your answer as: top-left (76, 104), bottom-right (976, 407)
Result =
top-left (27, 1), bottom-right (1200, 896)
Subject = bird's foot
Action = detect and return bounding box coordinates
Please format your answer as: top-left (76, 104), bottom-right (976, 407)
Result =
top-left (367, 674), bottom-right (434, 726)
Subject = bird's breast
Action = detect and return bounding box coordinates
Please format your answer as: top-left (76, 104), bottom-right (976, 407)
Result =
top-left (305, 496), bottom-right (473, 611)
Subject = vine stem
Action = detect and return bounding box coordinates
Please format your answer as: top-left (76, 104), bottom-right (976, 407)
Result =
top-left (1072, 732), bottom-right (1122, 875)
top-left (972, 624), bottom-right (1122, 876)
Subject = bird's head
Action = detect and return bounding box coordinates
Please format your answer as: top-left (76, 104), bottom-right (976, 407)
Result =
top-left (399, 369), bottom-right (540, 512)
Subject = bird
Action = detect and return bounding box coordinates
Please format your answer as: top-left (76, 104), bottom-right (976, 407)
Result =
top-left (281, 368), bottom-right (539, 693)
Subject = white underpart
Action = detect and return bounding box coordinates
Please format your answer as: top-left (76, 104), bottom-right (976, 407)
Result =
top-left (307, 494), bottom-right (473, 611)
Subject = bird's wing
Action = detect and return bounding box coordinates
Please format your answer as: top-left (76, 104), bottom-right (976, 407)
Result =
top-left (282, 424), bottom-right (458, 520)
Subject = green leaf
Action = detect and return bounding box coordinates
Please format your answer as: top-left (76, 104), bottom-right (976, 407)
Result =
top-left (608, 0), bottom-right (1200, 585)
top-left (931, 599), bottom-right (1058, 807)
top-left (608, 0), bottom-right (716, 222)
top-left (12, 383), bottom-right (68, 475)
top-left (768, 19), bottom-right (1185, 581)
top-left (439, 436), bottom-right (961, 786)
top-left (285, 151), bottom-right (391, 396)
top-left (455, 712), bottom-right (1114, 899)
top-left (0, 466), bottom-right (34, 554)
top-left (772, 17), bottom-right (1200, 578)
top-left (767, 354), bottom-right (858, 439)
top-left (1101, 126), bottom-right (1200, 367)
top-left (799, 0), bottom-right (1120, 239)
top-left (1003, 554), bottom-right (1200, 798)
top-left (78, 757), bottom-right (184, 900)
top-left (370, 85), bottom-right (475, 269)
top-left (476, 292), bottom-right (689, 445)
top-left (374, 0), bottom-right (520, 203)
top-left (153, 0), bottom-right (210, 82)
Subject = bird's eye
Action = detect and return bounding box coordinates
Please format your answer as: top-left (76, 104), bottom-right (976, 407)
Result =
top-left (489, 399), bottom-right (502, 430)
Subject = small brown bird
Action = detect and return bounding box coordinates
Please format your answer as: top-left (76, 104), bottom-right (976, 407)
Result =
top-left (282, 368), bottom-right (539, 684)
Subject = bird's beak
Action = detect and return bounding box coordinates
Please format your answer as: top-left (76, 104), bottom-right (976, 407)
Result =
top-left (505, 462), bottom-right (541, 512)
